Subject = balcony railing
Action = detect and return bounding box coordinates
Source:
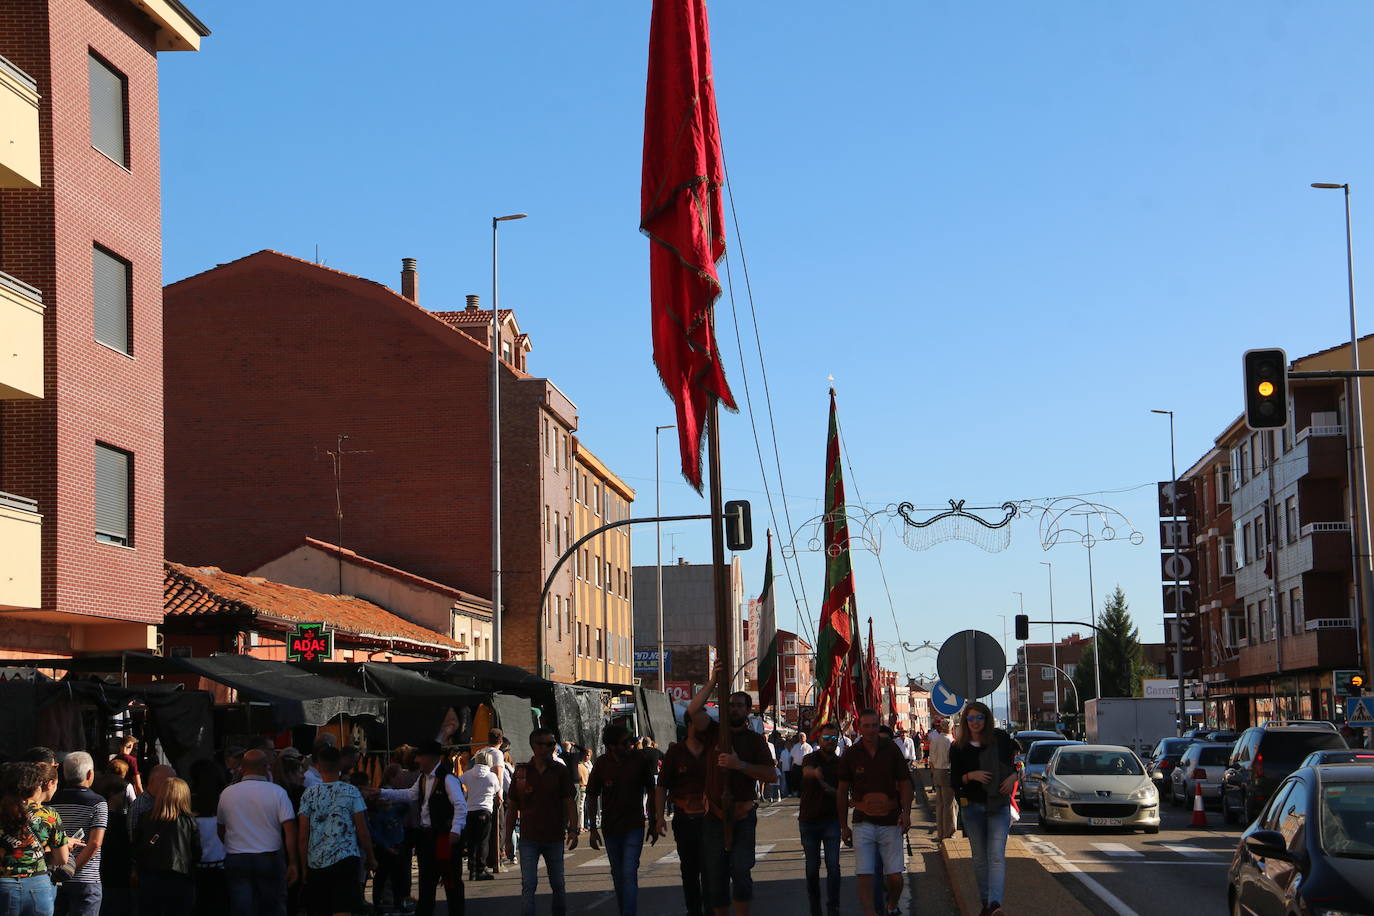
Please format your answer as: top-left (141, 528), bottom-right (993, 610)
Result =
top-left (1305, 617), bottom-right (1356, 631)
top-left (0, 489), bottom-right (40, 610)
top-left (1297, 425), bottom-right (1347, 441)
top-left (0, 54), bottom-right (39, 189)
top-left (0, 270), bottom-right (43, 400)
top-left (1303, 521), bottom-right (1352, 535)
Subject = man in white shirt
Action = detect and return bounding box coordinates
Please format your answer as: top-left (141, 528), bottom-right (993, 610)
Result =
top-left (218, 750), bottom-right (298, 916)
top-left (460, 748), bottom-right (503, 881)
top-left (925, 721), bottom-right (955, 841)
top-left (790, 737), bottom-right (812, 797)
top-left (378, 740), bottom-right (466, 916)
top-left (895, 728), bottom-right (917, 768)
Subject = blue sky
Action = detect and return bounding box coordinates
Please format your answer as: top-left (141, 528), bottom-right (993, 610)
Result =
top-left (159, 2), bottom-right (1374, 711)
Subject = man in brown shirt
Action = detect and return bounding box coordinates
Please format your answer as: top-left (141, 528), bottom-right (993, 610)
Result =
top-left (799, 722), bottom-right (843, 916)
top-left (687, 668), bottom-right (777, 916)
top-left (509, 728), bottom-right (577, 916)
top-left (586, 723), bottom-right (658, 916)
top-left (655, 680), bottom-right (714, 916)
top-left (837, 709), bottom-right (912, 916)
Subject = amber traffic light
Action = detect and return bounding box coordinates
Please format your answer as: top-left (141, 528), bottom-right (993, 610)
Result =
top-left (1243, 348), bottom-right (1288, 430)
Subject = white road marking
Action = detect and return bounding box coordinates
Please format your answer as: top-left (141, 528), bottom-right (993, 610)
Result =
top-left (658, 850), bottom-right (680, 865)
top-left (1163, 844), bottom-right (1216, 857)
top-left (1021, 839), bottom-right (1137, 916)
top-left (755, 843), bottom-right (777, 860)
top-left (580, 855), bottom-right (608, 867)
top-left (1091, 842), bottom-right (1143, 857)
top-left (1060, 859), bottom-right (1228, 867)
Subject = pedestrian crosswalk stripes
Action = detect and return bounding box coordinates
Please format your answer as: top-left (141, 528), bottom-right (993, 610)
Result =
top-left (1091, 843), bottom-right (1144, 857)
top-left (1162, 844), bottom-right (1216, 857)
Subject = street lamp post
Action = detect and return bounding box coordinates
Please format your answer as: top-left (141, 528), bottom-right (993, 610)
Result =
top-left (1313, 183), bottom-right (1374, 744)
top-left (1041, 561), bottom-right (1060, 723)
top-left (491, 213), bottom-right (526, 664)
top-left (655, 424), bottom-right (675, 691)
top-left (1152, 409), bottom-right (1186, 737)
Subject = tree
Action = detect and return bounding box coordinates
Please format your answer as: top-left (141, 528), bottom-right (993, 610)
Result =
top-left (1073, 586), bottom-right (1145, 702)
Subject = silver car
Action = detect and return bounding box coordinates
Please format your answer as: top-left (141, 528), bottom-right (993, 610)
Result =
top-left (1036, 745), bottom-right (1161, 834)
top-left (1019, 739), bottom-right (1084, 806)
top-left (1168, 741), bottom-right (1232, 806)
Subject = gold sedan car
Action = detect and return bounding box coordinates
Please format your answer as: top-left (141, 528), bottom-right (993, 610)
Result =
top-left (1035, 745), bottom-right (1161, 834)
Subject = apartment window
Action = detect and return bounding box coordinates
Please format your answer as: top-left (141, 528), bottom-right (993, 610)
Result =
top-left (1259, 598), bottom-right (1270, 639)
top-left (576, 623), bottom-right (582, 656)
top-left (1065, 663), bottom-right (1077, 678)
top-left (1041, 691), bottom-right (1056, 705)
top-left (1221, 538), bottom-right (1235, 576)
top-left (1250, 433), bottom-right (1262, 475)
top-left (593, 484), bottom-right (602, 517)
top-left (554, 511), bottom-right (561, 553)
top-left (1217, 466), bottom-right (1232, 505)
top-left (1240, 523), bottom-right (1251, 567)
top-left (1040, 666), bottom-right (1054, 680)
top-left (1286, 497), bottom-right (1298, 544)
top-left (555, 596), bottom-right (563, 640)
top-left (88, 52), bottom-right (128, 166)
top-left (1289, 587), bottom-right (1303, 629)
top-left (596, 628), bottom-right (603, 659)
top-left (95, 443), bottom-right (132, 545)
top-left (575, 549), bottom-right (582, 579)
top-left (93, 245), bottom-right (131, 354)
top-left (582, 548), bottom-right (589, 580)
top-left (1254, 512), bottom-right (1266, 559)
top-left (544, 505), bottom-right (550, 543)
top-left (543, 418), bottom-right (551, 456)
top-left (563, 517), bottom-right (571, 553)
top-left (596, 557), bottom-right (604, 588)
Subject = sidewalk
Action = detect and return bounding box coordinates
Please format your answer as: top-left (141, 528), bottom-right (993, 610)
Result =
top-left (913, 768), bottom-right (1092, 916)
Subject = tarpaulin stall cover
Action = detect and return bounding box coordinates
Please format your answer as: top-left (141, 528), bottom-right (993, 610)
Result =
top-left (490, 693), bottom-right (536, 764)
top-left (400, 660), bottom-right (546, 695)
top-left (637, 686), bottom-right (679, 746)
top-left (552, 684), bottom-right (609, 758)
top-left (172, 655), bottom-right (386, 731)
top-left (349, 663), bottom-right (486, 747)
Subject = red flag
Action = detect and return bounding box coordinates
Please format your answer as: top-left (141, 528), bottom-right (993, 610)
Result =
top-left (864, 618), bottom-right (881, 711)
top-left (641, 0), bottom-right (736, 491)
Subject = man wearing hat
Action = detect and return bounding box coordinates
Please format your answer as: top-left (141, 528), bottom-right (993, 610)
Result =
top-left (379, 740), bottom-right (467, 916)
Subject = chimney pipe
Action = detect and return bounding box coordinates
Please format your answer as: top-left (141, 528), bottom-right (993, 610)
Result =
top-left (465, 294), bottom-right (481, 311)
top-left (401, 258), bottom-right (418, 303)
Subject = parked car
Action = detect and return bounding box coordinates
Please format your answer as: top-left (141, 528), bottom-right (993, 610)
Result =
top-left (1221, 725), bottom-right (1349, 825)
top-left (1182, 727), bottom-right (1213, 740)
top-left (1227, 765), bottom-right (1374, 916)
top-left (1206, 730), bottom-right (1239, 744)
top-left (1299, 748), bottom-right (1374, 768)
top-left (1019, 739), bottom-right (1084, 806)
top-left (1260, 719), bottom-right (1340, 732)
top-left (1147, 736), bottom-right (1197, 786)
top-left (1036, 744), bottom-right (1160, 834)
top-left (1168, 742), bottom-right (1231, 806)
top-left (1011, 730), bottom-right (1064, 766)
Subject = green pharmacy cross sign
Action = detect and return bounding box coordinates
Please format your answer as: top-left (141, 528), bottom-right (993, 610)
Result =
top-left (287, 622), bottom-right (334, 662)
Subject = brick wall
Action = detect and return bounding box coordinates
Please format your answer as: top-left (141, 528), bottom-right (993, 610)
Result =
top-left (0, 0), bottom-right (168, 646)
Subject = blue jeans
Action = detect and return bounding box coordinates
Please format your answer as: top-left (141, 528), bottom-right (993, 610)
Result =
top-left (0, 874), bottom-right (57, 916)
top-left (518, 839), bottom-right (567, 916)
top-left (799, 820), bottom-right (841, 912)
top-left (603, 828), bottom-right (644, 916)
top-left (55, 882), bottom-right (101, 916)
top-left (962, 802), bottom-right (1012, 905)
top-left (224, 852), bottom-right (287, 916)
top-left (701, 810), bottom-right (758, 906)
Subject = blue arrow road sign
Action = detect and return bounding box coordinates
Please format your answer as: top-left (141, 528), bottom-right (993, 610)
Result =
top-left (930, 680), bottom-right (965, 717)
top-left (1346, 696), bottom-right (1374, 727)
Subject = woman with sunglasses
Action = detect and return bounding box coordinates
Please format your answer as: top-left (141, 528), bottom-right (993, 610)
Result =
top-left (948, 702), bottom-right (1019, 916)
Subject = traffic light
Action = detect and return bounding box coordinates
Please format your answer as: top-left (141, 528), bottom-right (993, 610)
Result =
top-left (1015, 614), bottom-right (1029, 641)
top-left (1243, 348), bottom-right (1288, 430)
top-left (1336, 670), bottom-right (1366, 697)
top-left (723, 500), bottom-right (752, 551)
top-left (1353, 674), bottom-right (1366, 697)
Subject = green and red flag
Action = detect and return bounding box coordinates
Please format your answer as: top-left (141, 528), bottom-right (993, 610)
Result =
top-left (756, 530), bottom-right (779, 712)
top-left (814, 389), bottom-right (855, 724)
top-left (863, 617), bottom-right (881, 712)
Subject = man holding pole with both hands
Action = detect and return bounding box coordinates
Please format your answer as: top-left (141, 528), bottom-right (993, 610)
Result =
top-left (837, 708), bottom-right (913, 916)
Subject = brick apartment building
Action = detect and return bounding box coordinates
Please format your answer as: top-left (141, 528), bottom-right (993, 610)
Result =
top-left (162, 251), bottom-right (626, 681)
top-left (1179, 337), bottom-right (1374, 728)
top-left (0, 0), bottom-right (206, 659)
top-left (569, 443), bottom-right (635, 685)
top-left (1010, 633), bottom-right (1170, 730)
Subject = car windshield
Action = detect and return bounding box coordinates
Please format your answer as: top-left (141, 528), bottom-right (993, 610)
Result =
top-left (1056, 751), bottom-right (1144, 777)
top-left (1262, 733), bottom-right (1349, 767)
top-left (1199, 747), bottom-right (1232, 766)
top-left (1027, 742), bottom-right (1073, 765)
top-left (1319, 782), bottom-right (1374, 858)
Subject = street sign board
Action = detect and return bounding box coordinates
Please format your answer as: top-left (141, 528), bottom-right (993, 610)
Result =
top-left (1159, 520), bottom-right (1191, 549)
top-left (1161, 584), bottom-right (1198, 615)
top-left (929, 679), bottom-right (965, 716)
top-left (286, 622), bottom-right (333, 662)
top-left (936, 630), bottom-right (1006, 699)
top-left (1161, 551), bottom-right (1197, 582)
top-left (665, 681), bottom-right (693, 702)
top-left (1345, 696), bottom-right (1374, 727)
top-left (1158, 481), bottom-right (1194, 517)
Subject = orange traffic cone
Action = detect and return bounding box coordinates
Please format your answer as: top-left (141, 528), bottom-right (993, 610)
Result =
top-left (1191, 779), bottom-right (1207, 827)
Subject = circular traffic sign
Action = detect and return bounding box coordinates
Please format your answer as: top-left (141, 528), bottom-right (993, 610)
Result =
top-left (929, 679), bottom-right (965, 717)
top-left (936, 629), bottom-right (1007, 700)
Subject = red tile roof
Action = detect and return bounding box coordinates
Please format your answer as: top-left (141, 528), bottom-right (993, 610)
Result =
top-left (298, 538), bottom-right (490, 610)
top-left (164, 562), bottom-right (465, 653)
top-left (432, 309), bottom-right (514, 326)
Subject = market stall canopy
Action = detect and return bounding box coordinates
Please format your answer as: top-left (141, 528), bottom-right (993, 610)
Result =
top-left (299, 661), bottom-right (488, 745)
top-left (637, 686), bottom-right (678, 746)
top-left (491, 692), bottom-right (536, 763)
top-left (400, 660), bottom-right (547, 694)
top-left (171, 654), bottom-right (386, 729)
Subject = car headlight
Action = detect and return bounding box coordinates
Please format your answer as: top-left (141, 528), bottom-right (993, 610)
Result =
top-left (1047, 780), bottom-right (1076, 800)
top-left (1129, 785), bottom-right (1157, 803)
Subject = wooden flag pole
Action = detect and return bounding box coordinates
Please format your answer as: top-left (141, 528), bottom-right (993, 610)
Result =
top-left (706, 394), bottom-right (734, 850)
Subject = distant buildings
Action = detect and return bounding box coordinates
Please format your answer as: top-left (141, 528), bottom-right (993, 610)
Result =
top-left (632, 558), bottom-right (746, 691)
top-left (162, 252), bottom-right (629, 681)
top-left (0, 0), bottom-right (207, 659)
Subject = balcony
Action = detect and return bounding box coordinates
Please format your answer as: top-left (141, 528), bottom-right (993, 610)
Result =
top-left (0, 54), bottom-right (39, 189)
top-left (0, 491), bottom-right (41, 610)
top-left (1283, 521), bottom-right (1352, 575)
top-left (0, 271), bottom-right (43, 399)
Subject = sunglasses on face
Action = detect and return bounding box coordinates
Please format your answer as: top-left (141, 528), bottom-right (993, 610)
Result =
top-left (822, 735), bottom-right (839, 741)
top-left (966, 714), bottom-right (986, 722)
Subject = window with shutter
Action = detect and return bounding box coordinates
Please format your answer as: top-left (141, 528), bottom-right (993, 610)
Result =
top-left (95, 443), bottom-right (132, 545)
top-left (88, 53), bottom-right (128, 166)
top-left (93, 245), bottom-right (130, 353)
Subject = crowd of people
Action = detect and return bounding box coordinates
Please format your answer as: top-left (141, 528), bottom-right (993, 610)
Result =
top-left (0, 688), bottom-right (1017, 916)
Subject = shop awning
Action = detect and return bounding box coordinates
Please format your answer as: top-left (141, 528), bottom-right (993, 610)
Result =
top-left (171, 655), bottom-right (386, 729)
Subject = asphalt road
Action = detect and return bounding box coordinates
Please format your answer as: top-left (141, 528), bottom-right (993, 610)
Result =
top-left (1013, 790), bottom-right (1243, 916)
